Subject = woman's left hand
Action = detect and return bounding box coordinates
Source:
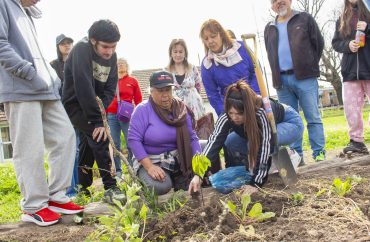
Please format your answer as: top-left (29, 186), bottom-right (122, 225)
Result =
top-left (241, 185), bottom-right (258, 195)
top-left (188, 175), bottom-right (202, 195)
top-left (357, 21), bottom-right (367, 31)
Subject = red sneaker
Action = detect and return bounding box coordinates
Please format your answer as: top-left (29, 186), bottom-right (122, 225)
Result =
top-left (48, 201), bottom-right (84, 215)
top-left (21, 207), bottom-right (61, 226)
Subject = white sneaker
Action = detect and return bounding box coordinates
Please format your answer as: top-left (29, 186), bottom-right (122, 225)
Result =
top-left (288, 148), bottom-right (302, 171)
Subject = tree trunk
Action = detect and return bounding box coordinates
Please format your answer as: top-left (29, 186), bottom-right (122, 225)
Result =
top-left (332, 80), bottom-right (343, 105)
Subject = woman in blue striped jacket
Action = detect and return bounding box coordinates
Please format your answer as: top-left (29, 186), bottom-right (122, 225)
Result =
top-left (191, 80), bottom-right (303, 194)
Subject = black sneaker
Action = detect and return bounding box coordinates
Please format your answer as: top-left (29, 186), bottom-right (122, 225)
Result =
top-left (104, 187), bottom-right (126, 204)
top-left (343, 140), bottom-right (369, 154)
top-left (298, 157), bottom-right (305, 167)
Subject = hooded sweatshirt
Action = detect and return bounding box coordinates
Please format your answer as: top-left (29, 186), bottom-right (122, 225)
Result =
top-left (50, 43), bottom-right (66, 94)
top-left (0, 0), bottom-right (61, 103)
top-left (62, 37), bottom-right (118, 128)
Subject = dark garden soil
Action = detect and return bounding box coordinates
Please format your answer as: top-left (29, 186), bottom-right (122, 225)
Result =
top-left (1, 150), bottom-right (370, 242)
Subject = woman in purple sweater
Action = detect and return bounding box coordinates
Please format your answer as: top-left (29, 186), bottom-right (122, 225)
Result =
top-left (128, 71), bottom-right (202, 195)
top-left (200, 19), bottom-right (260, 116)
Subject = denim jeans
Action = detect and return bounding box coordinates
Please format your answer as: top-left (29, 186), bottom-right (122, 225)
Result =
top-left (224, 105), bottom-right (304, 165)
top-left (277, 74), bottom-right (325, 158)
top-left (107, 113), bottom-right (132, 172)
top-left (66, 129), bottom-right (80, 197)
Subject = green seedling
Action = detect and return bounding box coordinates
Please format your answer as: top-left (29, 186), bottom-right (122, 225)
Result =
top-left (88, 183), bottom-right (148, 241)
top-left (315, 188), bottom-right (327, 198)
top-left (191, 153), bottom-right (211, 205)
top-left (162, 191), bottom-right (188, 213)
top-left (291, 192), bottom-right (305, 205)
top-left (331, 178), bottom-right (352, 197)
top-left (347, 175), bottom-right (367, 184)
top-left (192, 153), bottom-right (211, 179)
top-left (223, 193), bottom-right (275, 224)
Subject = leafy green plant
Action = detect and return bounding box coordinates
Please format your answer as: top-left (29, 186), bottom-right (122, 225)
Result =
top-left (223, 193), bottom-right (275, 224)
top-left (162, 190), bottom-right (188, 213)
top-left (88, 183), bottom-right (148, 241)
top-left (192, 153), bottom-right (211, 179)
top-left (331, 178), bottom-right (352, 197)
top-left (347, 175), bottom-right (367, 184)
top-left (191, 153), bottom-right (211, 205)
top-left (291, 192), bottom-right (305, 206)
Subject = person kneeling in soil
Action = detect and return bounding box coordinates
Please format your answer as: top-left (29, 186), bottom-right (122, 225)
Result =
top-left (189, 80), bottom-right (303, 194)
top-left (128, 71), bottom-right (202, 195)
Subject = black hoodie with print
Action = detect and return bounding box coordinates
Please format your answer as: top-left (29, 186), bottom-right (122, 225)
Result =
top-left (62, 37), bottom-right (118, 128)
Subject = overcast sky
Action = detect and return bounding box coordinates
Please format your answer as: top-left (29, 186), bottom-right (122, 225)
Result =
top-left (35, 0), bottom-right (341, 92)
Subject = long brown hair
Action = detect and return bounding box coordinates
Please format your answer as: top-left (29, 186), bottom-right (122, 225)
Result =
top-left (199, 19), bottom-right (233, 54)
top-left (224, 80), bottom-right (263, 169)
top-left (339, 0), bottom-right (370, 38)
top-left (167, 39), bottom-right (190, 73)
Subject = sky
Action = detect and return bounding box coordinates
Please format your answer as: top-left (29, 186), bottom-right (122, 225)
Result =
top-left (35, 0), bottom-right (341, 92)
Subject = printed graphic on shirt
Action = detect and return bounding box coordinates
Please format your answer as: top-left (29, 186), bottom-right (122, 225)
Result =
top-left (93, 61), bottom-right (111, 83)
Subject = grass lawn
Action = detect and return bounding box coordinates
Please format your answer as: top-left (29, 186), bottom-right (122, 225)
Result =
top-left (1, 106), bottom-right (370, 224)
top-left (302, 105), bottom-right (370, 151)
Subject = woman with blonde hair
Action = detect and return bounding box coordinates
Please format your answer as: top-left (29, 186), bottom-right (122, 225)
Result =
top-left (199, 19), bottom-right (260, 116)
top-left (166, 39), bottom-right (206, 121)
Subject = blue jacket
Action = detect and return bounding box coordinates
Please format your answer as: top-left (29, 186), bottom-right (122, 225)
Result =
top-left (201, 41), bottom-right (260, 116)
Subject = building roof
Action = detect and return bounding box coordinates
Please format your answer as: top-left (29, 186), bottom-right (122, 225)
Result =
top-left (131, 67), bottom-right (209, 102)
top-left (0, 67), bottom-right (211, 124)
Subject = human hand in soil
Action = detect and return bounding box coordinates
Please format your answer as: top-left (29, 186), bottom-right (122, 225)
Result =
top-left (241, 185), bottom-right (258, 195)
top-left (188, 175), bottom-right (202, 195)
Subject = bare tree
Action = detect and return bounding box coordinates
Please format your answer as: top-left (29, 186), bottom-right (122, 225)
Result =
top-left (295, 0), bottom-right (326, 19)
top-left (294, 0), bottom-right (344, 105)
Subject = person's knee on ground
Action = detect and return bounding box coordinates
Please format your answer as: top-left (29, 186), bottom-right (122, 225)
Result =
top-left (137, 166), bottom-right (173, 195)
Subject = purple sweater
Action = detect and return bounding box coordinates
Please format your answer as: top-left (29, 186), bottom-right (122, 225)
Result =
top-left (128, 100), bottom-right (201, 161)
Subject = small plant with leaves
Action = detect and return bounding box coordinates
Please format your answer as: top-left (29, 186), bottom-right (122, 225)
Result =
top-left (291, 192), bottom-right (305, 206)
top-left (223, 193), bottom-right (275, 224)
top-left (331, 178), bottom-right (352, 197)
top-left (191, 153), bottom-right (211, 204)
top-left (88, 183), bottom-right (148, 241)
top-left (162, 190), bottom-right (188, 213)
top-left (192, 153), bottom-right (211, 179)
top-left (347, 175), bottom-right (367, 184)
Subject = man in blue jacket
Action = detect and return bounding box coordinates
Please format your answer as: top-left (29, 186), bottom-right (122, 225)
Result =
top-left (0, 0), bottom-right (83, 226)
top-left (264, 0), bottom-right (326, 163)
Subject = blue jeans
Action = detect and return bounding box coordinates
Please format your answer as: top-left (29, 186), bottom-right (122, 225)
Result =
top-left (66, 129), bottom-right (80, 197)
top-left (277, 75), bottom-right (325, 158)
top-left (107, 113), bottom-right (132, 172)
top-left (224, 105), bottom-right (304, 165)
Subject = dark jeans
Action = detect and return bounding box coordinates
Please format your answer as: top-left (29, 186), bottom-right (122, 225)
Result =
top-left (69, 110), bottom-right (117, 191)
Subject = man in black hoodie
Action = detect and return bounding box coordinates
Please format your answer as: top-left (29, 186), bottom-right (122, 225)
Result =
top-left (63, 19), bottom-right (124, 203)
top-left (50, 34), bottom-right (73, 94)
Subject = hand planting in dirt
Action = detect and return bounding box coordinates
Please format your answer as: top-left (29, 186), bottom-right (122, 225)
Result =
top-left (189, 154), bottom-right (211, 195)
top-left (188, 175), bottom-right (202, 195)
